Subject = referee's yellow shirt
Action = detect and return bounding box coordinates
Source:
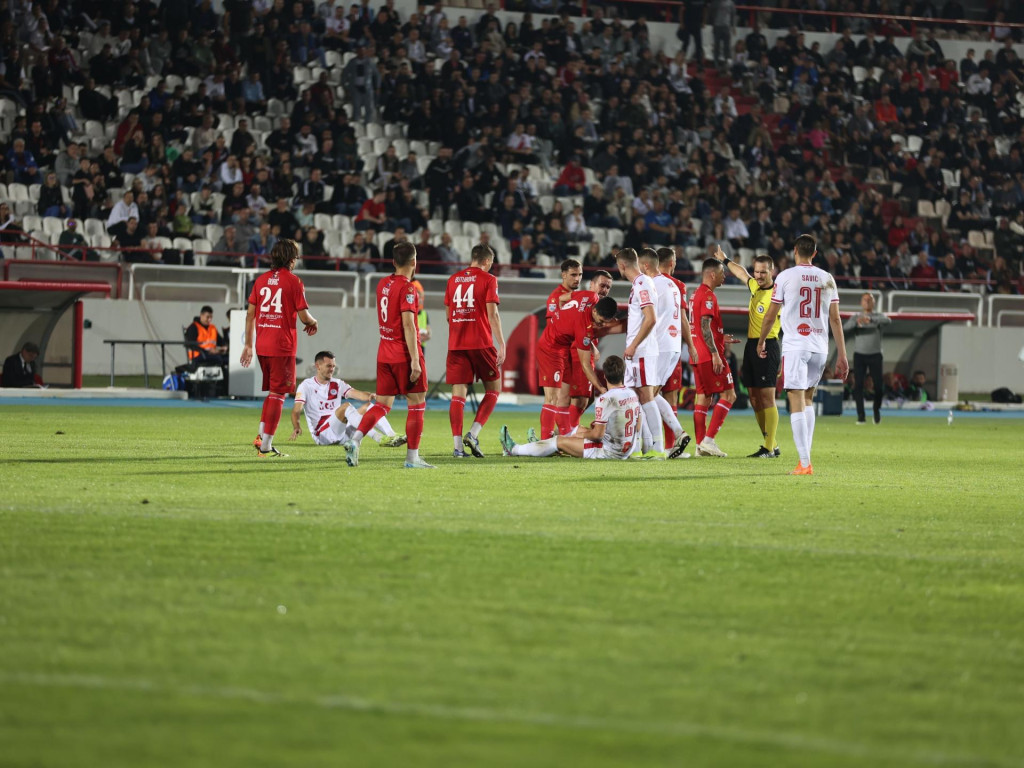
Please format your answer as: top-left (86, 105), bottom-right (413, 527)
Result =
top-left (747, 278), bottom-right (780, 340)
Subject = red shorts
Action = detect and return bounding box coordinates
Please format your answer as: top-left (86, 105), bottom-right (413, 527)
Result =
top-left (536, 343), bottom-right (569, 389)
top-left (377, 355), bottom-right (428, 396)
top-left (258, 354), bottom-right (296, 393)
top-left (694, 360), bottom-right (734, 396)
top-left (664, 360), bottom-right (684, 392)
top-left (566, 349), bottom-right (594, 398)
top-left (446, 347), bottom-right (500, 385)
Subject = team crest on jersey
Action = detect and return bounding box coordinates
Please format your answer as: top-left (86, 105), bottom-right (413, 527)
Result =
top-left (328, 382), bottom-right (339, 399)
top-left (705, 300), bottom-right (713, 309)
top-left (757, 304), bottom-right (765, 314)
top-left (640, 290), bottom-right (650, 303)
top-left (582, 336), bottom-right (591, 347)
top-left (406, 293), bottom-right (415, 304)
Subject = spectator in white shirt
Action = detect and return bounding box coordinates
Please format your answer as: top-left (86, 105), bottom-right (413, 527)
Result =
top-left (106, 190), bottom-right (140, 239)
top-left (723, 208), bottom-right (749, 246)
top-left (219, 155), bottom-right (243, 190)
top-left (565, 205), bottom-right (592, 242)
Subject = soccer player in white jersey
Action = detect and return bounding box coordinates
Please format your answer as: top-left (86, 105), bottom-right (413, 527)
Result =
top-left (289, 351), bottom-right (405, 447)
top-left (500, 356), bottom-right (641, 460)
top-left (643, 247), bottom-right (697, 459)
top-left (758, 234), bottom-right (849, 475)
top-left (615, 247), bottom-right (664, 458)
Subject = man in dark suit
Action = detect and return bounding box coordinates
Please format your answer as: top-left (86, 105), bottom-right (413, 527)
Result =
top-left (3, 342), bottom-right (42, 387)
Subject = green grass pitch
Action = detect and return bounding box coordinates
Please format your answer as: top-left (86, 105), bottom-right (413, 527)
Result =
top-left (1, 404), bottom-right (1022, 767)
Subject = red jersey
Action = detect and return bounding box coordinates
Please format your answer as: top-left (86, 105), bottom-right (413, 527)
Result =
top-left (376, 273), bottom-right (418, 363)
top-left (689, 283), bottom-right (725, 359)
top-left (545, 282), bottom-right (573, 319)
top-left (247, 268), bottom-right (308, 357)
top-left (541, 292), bottom-right (598, 352)
top-left (445, 266), bottom-right (500, 350)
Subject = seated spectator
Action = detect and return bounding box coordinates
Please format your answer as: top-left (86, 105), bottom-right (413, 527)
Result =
top-left (6, 138), bottom-right (39, 184)
top-left (907, 370), bottom-right (930, 402)
top-left (210, 224), bottom-right (243, 267)
top-left (107, 191), bottom-right (140, 240)
top-left (344, 231), bottom-right (381, 274)
top-left (565, 205), bottom-right (591, 242)
top-left (114, 218), bottom-right (153, 263)
top-left (36, 172), bottom-right (68, 219)
top-left (301, 227), bottom-right (330, 270)
top-left (185, 305), bottom-right (228, 365)
top-left (937, 253), bottom-right (965, 292)
top-left (909, 250), bottom-right (939, 291)
top-left (511, 233), bottom-right (543, 278)
top-left (354, 190), bottom-right (389, 231)
top-left (554, 156), bottom-right (586, 196)
top-left (2, 342), bottom-right (43, 388)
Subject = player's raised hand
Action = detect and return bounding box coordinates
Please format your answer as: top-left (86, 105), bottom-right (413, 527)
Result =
top-left (240, 345), bottom-right (253, 368)
top-left (714, 243), bottom-right (725, 261)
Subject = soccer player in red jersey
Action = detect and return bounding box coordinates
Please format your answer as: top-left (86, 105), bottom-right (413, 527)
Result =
top-left (446, 243), bottom-right (506, 458)
top-left (536, 294), bottom-right (619, 438)
top-left (344, 241), bottom-right (433, 469)
top-left (564, 269), bottom-right (614, 433)
top-left (689, 257), bottom-right (740, 457)
top-left (539, 258), bottom-right (583, 434)
top-left (240, 239), bottom-right (319, 457)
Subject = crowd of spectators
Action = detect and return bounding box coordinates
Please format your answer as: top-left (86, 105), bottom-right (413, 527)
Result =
top-left (0, 0), bottom-right (1022, 294)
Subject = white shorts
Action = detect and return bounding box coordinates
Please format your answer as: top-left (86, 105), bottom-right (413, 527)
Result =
top-left (624, 353), bottom-right (659, 388)
top-left (656, 348), bottom-right (681, 387)
top-left (582, 441), bottom-right (630, 460)
top-left (782, 349), bottom-right (827, 391)
top-left (310, 405), bottom-right (354, 445)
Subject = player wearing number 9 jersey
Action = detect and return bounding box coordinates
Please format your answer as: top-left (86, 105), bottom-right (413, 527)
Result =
top-left (241, 239), bottom-right (318, 457)
top-left (758, 234), bottom-right (849, 475)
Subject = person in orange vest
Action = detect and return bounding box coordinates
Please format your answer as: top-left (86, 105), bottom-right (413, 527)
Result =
top-left (185, 305), bottom-right (228, 364)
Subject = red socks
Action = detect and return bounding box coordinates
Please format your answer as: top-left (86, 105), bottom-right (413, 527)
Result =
top-left (694, 405), bottom-right (707, 444)
top-left (407, 403), bottom-right (425, 449)
top-left (540, 404), bottom-right (557, 439)
top-left (357, 402), bottom-right (391, 436)
top-left (450, 395), bottom-right (466, 436)
top-left (707, 400), bottom-right (732, 439)
top-left (556, 407), bottom-right (571, 435)
top-left (474, 390), bottom-right (498, 428)
top-left (568, 404), bottom-right (582, 431)
top-left (264, 393), bottom-right (285, 436)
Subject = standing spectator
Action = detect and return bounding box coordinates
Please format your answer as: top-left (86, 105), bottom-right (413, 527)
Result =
top-left (710, 0), bottom-right (736, 72)
top-left (342, 46), bottom-right (380, 122)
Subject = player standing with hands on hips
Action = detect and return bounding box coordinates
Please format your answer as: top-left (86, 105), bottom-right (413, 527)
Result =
top-left (758, 234), bottom-right (849, 475)
top-left (241, 239), bottom-right (319, 458)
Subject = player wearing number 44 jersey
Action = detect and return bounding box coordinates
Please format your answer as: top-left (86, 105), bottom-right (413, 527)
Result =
top-left (290, 351), bottom-right (405, 447)
top-left (344, 241), bottom-right (433, 469)
top-left (241, 239), bottom-right (318, 458)
top-left (501, 356), bottom-right (641, 460)
top-left (446, 244), bottom-right (506, 458)
top-left (758, 234), bottom-right (849, 475)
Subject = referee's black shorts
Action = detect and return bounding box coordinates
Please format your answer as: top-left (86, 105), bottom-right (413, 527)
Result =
top-left (741, 337), bottom-right (780, 389)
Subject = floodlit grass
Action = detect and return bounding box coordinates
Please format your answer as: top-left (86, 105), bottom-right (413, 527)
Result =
top-left (1, 404), bottom-right (1022, 768)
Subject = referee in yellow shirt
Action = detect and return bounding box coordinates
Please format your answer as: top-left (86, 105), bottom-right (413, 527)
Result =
top-left (717, 251), bottom-right (782, 458)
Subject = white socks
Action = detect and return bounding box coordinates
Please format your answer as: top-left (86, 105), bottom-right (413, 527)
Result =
top-left (407, 448), bottom-right (419, 463)
top-left (469, 422), bottom-right (483, 438)
top-left (512, 437), bottom-right (559, 457)
top-left (655, 394), bottom-right (684, 440)
top-left (790, 411), bottom-right (809, 467)
top-left (641, 401), bottom-right (664, 453)
top-left (376, 415), bottom-right (396, 437)
top-left (803, 405), bottom-right (815, 456)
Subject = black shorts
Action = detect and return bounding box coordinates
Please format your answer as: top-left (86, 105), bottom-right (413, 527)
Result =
top-left (741, 337), bottom-right (780, 389)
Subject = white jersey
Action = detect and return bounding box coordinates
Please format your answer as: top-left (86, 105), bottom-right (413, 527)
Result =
top-left (294, 376), bottom-right (353, 438)
top-left (626, 274), bottom-right (660, 357)
top-left (592, 385), bottom-right (642, 459)
top-left (770, 264), bottom-right (839, 355)
top-left (652, 273), bottom-right (682, 355)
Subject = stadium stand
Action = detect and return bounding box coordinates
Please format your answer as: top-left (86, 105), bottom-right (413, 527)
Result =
top-left (0, 0), bottom-right (1023, 312)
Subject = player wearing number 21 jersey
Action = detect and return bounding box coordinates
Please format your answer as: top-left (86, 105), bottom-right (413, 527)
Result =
top-left (241, 239), bottom-right (318, 458)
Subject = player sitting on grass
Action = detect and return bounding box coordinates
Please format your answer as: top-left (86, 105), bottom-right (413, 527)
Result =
top-left (500, 355), bottom-right (641, 461)
top-left (288, 350), bottom-right (406, 447)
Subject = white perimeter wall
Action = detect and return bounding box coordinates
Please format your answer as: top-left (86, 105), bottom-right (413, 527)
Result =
top-left (940, 326), bottom-right (1024, 393)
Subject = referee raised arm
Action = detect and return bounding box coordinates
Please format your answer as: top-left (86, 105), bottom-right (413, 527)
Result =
top-left (715, 247), bottom-right (782, 458)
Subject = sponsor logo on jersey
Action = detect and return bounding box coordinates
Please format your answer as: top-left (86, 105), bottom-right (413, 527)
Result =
top-left (640, 290), bottom-right (651, 304)
top-left (797, 323), bottom-right (812, 336)
top-left (406, 292), bottom-right (415, 304)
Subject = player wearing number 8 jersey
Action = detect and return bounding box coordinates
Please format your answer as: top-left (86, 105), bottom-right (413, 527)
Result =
top-left (344, 241), bottom-right (434, 469)
top-left (241, 239), bottom-right (318, 457)
top-left (758, 234), bottom-right (849, 475)
top-left (445, 244), bottom-right (506, 458)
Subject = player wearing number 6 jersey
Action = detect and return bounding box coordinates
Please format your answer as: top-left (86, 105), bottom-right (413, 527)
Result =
top-left (758, 234), bottom-right (849, 475)
top-left (241, 239), bottom-right (318, 458)
top-left (445, 244), bottom-right (506, 458)
top-left (343, 241), bottom-right (434, 469)
top-left (500, 356), bottom-right (641, 460)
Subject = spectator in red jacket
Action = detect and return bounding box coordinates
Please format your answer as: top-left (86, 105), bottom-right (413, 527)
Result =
top-left (354, 190), bottom-right (388, 231)
top-left (875, 93), bottom-right (898, 125)
top-left (909, 250), bottom-right (939, 291)
top-left (554, 156), bottom-right (586, 197)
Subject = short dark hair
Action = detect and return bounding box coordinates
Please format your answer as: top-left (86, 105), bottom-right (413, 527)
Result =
top-left (590, 269), bottom-right (613, 282)
top-left (656, 247), bottom-right (675, 265)
top-left (560, 258), bottom-right (581, 273)
top-left (752, 254), bottom-right (774, 270)
top-left (638, 247), bottom-right (659, 267)
top-left (393, 241), bottom-right (417, 267)
top-left (470, 243), bottom-right (495, 263)
top-left (270, 239), bottom-right (299, 269)
top-left (602, 355), bottom-right (625, 385)
top-left (200, 305), bottom-right (214, 314)
top-left (314, 350), bottom-right (335, 363)
top-left (22, 341), bottom-right (39, 354)
top-left (616, 247), bottom-right (638, 267)
top-left (794, 234), bottom-right (817, 258)
top-left (702, 257), bottom-right (723, 274)
top-left (594, 295), bottom-right (618, 320)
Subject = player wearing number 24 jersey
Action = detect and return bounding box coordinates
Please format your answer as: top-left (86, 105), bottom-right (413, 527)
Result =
top-left (240, 239), bottom-right (318, 458)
